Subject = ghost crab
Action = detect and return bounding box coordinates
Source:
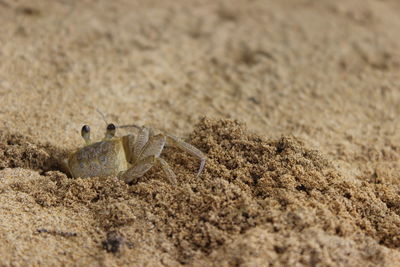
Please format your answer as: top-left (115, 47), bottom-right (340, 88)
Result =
top-left (63, 123), bottom-right (206, 184)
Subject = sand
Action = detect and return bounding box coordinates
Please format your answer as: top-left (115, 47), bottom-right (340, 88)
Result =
top-left (1, 0), bottom-right (400, 266)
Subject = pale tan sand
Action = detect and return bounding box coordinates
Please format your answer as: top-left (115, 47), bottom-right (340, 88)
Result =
top-left (1, 0), bottom-right (400, 266)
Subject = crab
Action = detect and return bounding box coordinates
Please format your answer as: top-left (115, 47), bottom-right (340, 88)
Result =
top-left (63, 123), bottom-right (206, 184)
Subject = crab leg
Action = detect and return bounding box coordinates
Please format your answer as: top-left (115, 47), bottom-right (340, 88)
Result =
top-left (124, 130), bottom-right (176, 184)
top-left (166, 135), bottom-right (206, 177)
top-left (157, 157), bottom-right (177, 184)
top-left (137, 133), bottom-right (166, 161)
top-left (121, 155), bottom-right (156, 183)
top-left (121, 156), bottom-right (178, 184)
top-left (132, 127), bottom-right (150, 162)
top-left (124, 127), bottom-right (205, 184)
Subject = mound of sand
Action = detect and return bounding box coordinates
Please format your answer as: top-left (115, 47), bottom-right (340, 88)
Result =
top-left (1, 118), bottom-right (399, 266)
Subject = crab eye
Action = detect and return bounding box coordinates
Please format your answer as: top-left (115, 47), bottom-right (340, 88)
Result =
top-left (82, 125), bottom-right (90, 134)
top-left (107, 123), bottom-right (116, 131)
top-left (81, 125), bottom-right (91, 145)
top-left (105, 123), bottom-right (116, 139)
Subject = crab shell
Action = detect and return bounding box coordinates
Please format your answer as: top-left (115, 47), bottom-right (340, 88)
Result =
top-left (65, 136), bottom-right (132, 178)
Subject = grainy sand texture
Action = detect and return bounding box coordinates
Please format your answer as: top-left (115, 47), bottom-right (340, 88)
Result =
top-left (1, 0), bottom-right (400, 266)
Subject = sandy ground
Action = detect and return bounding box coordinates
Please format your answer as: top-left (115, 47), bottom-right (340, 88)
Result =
top-left (1, 0), bottom-right (400, 266)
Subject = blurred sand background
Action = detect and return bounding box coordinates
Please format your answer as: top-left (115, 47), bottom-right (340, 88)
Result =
top-left (1, 0), bottom-right (400, 266)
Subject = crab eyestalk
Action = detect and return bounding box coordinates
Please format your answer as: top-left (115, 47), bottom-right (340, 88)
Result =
top-left (81, 125), bottom-right (91, 145)
top-left (105, 123), bottom-right (116, 139)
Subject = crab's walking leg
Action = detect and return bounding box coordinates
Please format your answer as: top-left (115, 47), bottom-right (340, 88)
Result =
top-left (121, 156), bottom-right (177, 184)
top-left (137, 133), bottom-right (179, 183)
top-left (132, 127), bottom-right (150, 162)
top-left (166, 135), bottom-right (206, 177)
top-left (121, 155), bottom-right (156, 183)
top-left (125, 130), bottom-right (177, 184)
top-left (125, 127), bottom-right (204, 183)
top-left (157, 157), bottom-right (177, 184)
top-left (137, 133), bottom-right (166, 160)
